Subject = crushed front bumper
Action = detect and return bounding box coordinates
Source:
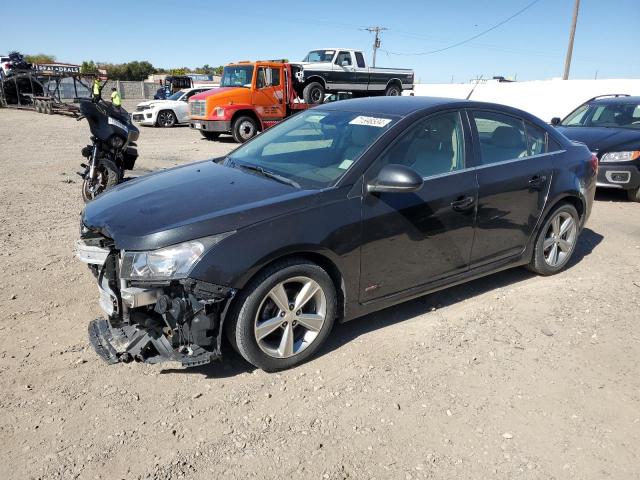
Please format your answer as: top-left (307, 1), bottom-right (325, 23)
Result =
top-left (88, 318), bottom-right (219, 367)
top-left (76, 238), bottom-right (236, 368)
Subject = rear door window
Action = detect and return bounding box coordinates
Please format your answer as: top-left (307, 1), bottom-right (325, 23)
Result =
top-left (524, 122), bottom-right (548, 156)
top-left (471, 111), bottom-right (528, 165)
top-left (355, 52), bottom-right (366, 68)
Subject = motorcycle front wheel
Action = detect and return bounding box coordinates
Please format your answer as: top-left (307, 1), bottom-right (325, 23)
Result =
top-left (81, 159), bottom-right (120, 203)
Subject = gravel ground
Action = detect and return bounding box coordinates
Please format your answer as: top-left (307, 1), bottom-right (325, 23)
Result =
top-left (0, 103), bottom-right (639, 480)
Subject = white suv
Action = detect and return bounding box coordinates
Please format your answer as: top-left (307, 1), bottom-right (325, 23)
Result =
top-left (132, 87), bottom-right (212, 127)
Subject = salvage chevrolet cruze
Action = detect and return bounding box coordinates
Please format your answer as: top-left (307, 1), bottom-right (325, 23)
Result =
top-left (76, 97), bottom-right (596, 371)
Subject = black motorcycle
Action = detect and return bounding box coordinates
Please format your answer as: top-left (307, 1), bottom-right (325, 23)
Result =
top-left (77, 87), bottom-right (139, 202)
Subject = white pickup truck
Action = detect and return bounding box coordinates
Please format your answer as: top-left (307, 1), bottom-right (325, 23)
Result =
top-left (294, 48), bottom-right (414, 104)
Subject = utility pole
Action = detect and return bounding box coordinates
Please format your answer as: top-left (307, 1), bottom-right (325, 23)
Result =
top-left (365, 26), bottom-right (387, 67)
top-left (563, 0), bottom-right (580, 80)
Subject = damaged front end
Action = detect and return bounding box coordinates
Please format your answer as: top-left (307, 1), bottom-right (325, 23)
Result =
top-left (75, 231), bottom-right (236, 368)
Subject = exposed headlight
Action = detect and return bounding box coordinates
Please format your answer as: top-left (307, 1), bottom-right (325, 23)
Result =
top-left (120, 232), bottom-right (234, 281)
top-left (600, 151), bottom-right (640, 162)
top-left (214, 107), bottom-right (225, 117)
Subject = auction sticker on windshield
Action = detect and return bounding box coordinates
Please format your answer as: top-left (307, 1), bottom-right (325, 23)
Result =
top-left (349, 116), bottom-right (392, 127)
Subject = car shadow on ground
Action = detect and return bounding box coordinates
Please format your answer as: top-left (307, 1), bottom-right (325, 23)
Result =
top-left (160, 228), bottom-right (603, 379)
top-left (595, 188), bottom-right (629, 202)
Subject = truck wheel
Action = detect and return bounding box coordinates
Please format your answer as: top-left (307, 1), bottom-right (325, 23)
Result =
top-left (384, 84), bottom-right (402, 96)
top-left (627, 186), bottom-right (640, 202)
top-left (200, 131), bottom-right (220, 141)
top-left (35, 100), bottom-right (42, 113)
top-left (45, 101), bottom-right (53, 114)
top-left (232, 116), bottom-right (258, 143)
top-left (303, 82), bottom-right (325, 104)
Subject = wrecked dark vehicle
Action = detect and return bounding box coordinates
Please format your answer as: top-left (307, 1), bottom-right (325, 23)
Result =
top-left (76, 97), bottom-right (596, 372)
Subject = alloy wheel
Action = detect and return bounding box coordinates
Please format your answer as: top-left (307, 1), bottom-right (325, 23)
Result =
top-left (254, 276), bottom-right (327, 359)
top-left (158, 111), bottom-right (175, 127)
top-left (543, 211), bottom-right (577, 267)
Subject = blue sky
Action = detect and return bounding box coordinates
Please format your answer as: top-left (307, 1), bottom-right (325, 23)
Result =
top-left (2, 0), bottom-right (638, 83)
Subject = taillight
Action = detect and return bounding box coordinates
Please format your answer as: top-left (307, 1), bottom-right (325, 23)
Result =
top-left (590, 153), bottom-right (598, 174)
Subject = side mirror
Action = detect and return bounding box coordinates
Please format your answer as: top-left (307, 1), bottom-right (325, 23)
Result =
top-left (550, 117), bottom-right (561, 126)
top-left (367, 164), bottom-right (423, 194)
top-left (341, 60), bottom-right (350, 67)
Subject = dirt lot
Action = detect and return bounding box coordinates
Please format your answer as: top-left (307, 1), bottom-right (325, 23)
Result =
top-left (0, 103), bottom-right (639, 480)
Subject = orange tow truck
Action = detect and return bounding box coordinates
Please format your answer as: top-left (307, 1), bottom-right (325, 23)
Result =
top-left (188, 60), bottom-right (310, 143)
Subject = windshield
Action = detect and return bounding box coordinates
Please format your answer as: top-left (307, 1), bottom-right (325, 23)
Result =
top-left (562, 102), bottom-right (640, 129)
top-left (220, 66), bottom-right (254, 87)
top-left (225, 110), bottom-right (397, 189)
top-left (167, 91), bottom-right (183, 101)
top-left (303, 50), bottom-right (335, 62)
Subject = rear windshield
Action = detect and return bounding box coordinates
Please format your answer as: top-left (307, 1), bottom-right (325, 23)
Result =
top-left (562, 102), bottom-right (640, 129)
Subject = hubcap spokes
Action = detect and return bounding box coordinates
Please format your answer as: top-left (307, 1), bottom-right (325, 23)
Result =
top-left (543, 212), bottom-right (576, 267)
top-left (254, 276), bottom-right (326, 359)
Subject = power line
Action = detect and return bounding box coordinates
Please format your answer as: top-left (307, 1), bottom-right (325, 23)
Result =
top-left (380, 0), bottom-right (542, 56)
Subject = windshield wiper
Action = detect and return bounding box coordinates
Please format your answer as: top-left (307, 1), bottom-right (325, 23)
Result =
top-left (229, 161), bottom-right (300, 188)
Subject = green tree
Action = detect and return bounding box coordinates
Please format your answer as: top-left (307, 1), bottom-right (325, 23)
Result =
top-left (80, 60), bottom-right (98, 74)
top-left (25, 53), bottom-right (56, 64)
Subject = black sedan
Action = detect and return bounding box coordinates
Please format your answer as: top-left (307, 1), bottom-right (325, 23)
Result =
top-left (76, 97), bottom-right (597, 371)
top-left (553, 95), bottom-right (640, 202)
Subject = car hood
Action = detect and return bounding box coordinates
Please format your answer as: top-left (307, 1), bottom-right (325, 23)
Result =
top-left (136, 100), bottom-right (179, 109)
top-left (82, 161), bottom-right (318, 251)
top-left (557, 126), bottom-right (640, 152)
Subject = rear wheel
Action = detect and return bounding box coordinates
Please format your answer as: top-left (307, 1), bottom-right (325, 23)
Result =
top-left (157, 110), bottom-right (176, 127)
top-left (303, 82), bottom-right (325, 104)
top-left (226, 258), bottom-right (337, 371)
top-left (384, 83), bottom-right (402, 96)
top-left (81, 159), bottom-right (120, 203)
top-left (200, 131), bottom-right (220, 140)
top-left (44, 101), bottom-right (53, 115)
top-left (528, 203), bottom-right (579, 275)
top-left (232, 115), bottom-right (258, 143)
top-left (35, 100), bottom-right (42, 113)
top-left (626, 186), bottom-right (640, 202)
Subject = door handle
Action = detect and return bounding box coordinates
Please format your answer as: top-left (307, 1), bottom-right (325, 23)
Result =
top-left (450, 195), bottom-right (475, 212)
top-left (528, 174), bottom-right (547, 189)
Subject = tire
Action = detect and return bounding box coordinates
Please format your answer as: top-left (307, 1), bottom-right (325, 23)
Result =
top-left (46, 101), bottom-right (53, 115)
top-left (303, 81), bottom-right (325, 104)
top-left (384, 83), bottom-right (402, 96)
top-left (626, 186), bottom-right (640, 202)
top-left (232, 115), bottom-right (258, 143)
top-left (81, 159), bottom-right (120, 203)
top-left (200, 131), bottom-right (221, 140)
top-left (226, 258), bottom-right (337, 371)
top-left (35, 100), bottom-right (42, 113)
top-left (156, 110), bottom-right (177, 127)
top-left (527, 203), bottom-right (580, 275)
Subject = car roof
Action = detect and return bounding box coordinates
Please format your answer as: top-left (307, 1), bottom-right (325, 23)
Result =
top-left (315, 96), bottom-right (532, 118)
top-left (590, 96), bottom-right (640, 105)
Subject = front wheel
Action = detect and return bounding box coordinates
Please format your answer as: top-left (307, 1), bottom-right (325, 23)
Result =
top-left (200, 131), bottom-right (220, 141)
top-left (527, 203), bottom-right (580, 275)
top-left (232, 115), bottom-right (258, 143)
top-left (156, 110), bottom-right (177, 127)
top-left (303, 82), bottom-right (325, 104)
top-left (81, 159), bottom-right (120, 203)
top-left (626, 186), bottom-right (640, 202)
top-left (227, 258), bottom-right (337, 371)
